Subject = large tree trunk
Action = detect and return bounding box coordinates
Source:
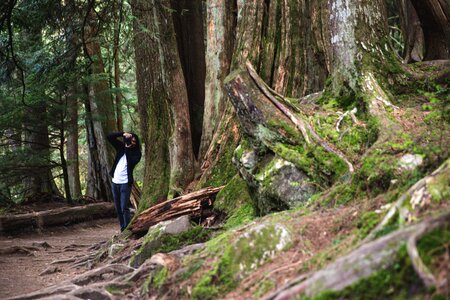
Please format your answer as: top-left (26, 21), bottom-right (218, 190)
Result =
top-left (113, 0), bottom-right (124, 132)
top-left (22, 102), bottom-right (61, 199)
top-left (409, 0), bottom-right (450, 60)
top-left (399, 0), bottom-right (425, 63)
top-left (66, 84), bottom-right (82, 200)
top-left (171, 0), bottom-right (206, 160)
top-left (83, 10), bottom-right (117, 202)
top-left (199, 0), bottom-right (237, 161)
top-left (132, 0), bottom-right (195, 209)
top-left (21, 28), bottom-right (61, 199)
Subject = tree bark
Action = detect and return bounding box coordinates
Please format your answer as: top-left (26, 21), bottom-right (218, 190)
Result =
top-left (21, 28), bottom-right (61, 199)
top-left (399, 0), bottom-right (425, 63)
top-left (199, 0), bottom-right (237, 161)
top-left (83, 9), bottom-right (117, 202)
top-left (66, 84), bottom-right (82, 200)
top-left (0, 202), bottom-right (116, 234)
top-left (171, 0), bottom-right (206, 159)
top-left (132, 0), bottom-right (195, 208)
top-left (113, 0), bottom-right (124, 132)
top-left (129, 186), bottom-right (223, 234)
top-left (410, 0), bottom-right (450, 60)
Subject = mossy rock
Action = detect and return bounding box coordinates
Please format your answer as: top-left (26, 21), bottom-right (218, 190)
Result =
top-left (234, 145), bottom-right (316, 215)
top-left (129, 216), bottom-right (192, 267)
top-left (191, 221), bottom-right (292, 299)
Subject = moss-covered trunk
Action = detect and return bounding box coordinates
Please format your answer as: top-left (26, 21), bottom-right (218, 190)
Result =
top-left (132, 0), bottom-right (195, 209)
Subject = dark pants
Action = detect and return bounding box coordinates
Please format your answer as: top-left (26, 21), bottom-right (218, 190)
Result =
top-left (112, 183), bottom-right (131, 231)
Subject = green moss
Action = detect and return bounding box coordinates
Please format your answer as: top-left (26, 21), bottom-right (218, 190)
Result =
top-left (359, 151), bottom-right (395, 195)
top-left (153, 267), bottom-right (169, 289)
top-left (307, 227), bottom-right (450, 300)
top-left (192, 223), bottom-right (291, 299)
top-left (427, 163), bottom-right (450, 202)
top-left (224, 203), bottom-right (255, 229)
top-left (191, 270), bottom-right (220, 300)
top-left (355, 211), bottom-right (382, 239)
top-left (154, 226), bottom-right (210, 253)
top-left (267, 119), bottom-right (304, 144)
top-left (255, 278), bottom-right (276, 298)
top-left (130, 225), bottom-right (209, 267)
top-left (200, 138), bottom-right (239, 189)
top-left (105, 286), bottom-right (123, 295)
top-left (130, 225), bottom-right (164, 266)
top-left (321, 181), bottom-right (359, 206)
top-left (180, 260), bottom-right (204, 281)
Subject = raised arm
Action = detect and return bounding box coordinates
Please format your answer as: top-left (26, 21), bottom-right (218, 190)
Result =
top-left (107, 132), bottom-right (124, 150)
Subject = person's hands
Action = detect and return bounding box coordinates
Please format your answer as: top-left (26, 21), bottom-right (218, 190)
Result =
top-left (123, 132), bottom-right (132, 139)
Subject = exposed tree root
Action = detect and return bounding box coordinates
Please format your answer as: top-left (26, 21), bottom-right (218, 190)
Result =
top-left (246, 61), bottom-right (355, 173)
top-left (31, 241), bottom-right (52, 249)
top-left (39, 266), bottom-right (61, 276)
top-left (245, 61), bottom-right (311, 144)
top-left (265, 211), bottom-right (450, 300)
top-left (0, 245), bottom-right (40, 255)
top-left (364, 158), bottom-right (449, 243)
top-left (407, 224), bottom-right (439, 288)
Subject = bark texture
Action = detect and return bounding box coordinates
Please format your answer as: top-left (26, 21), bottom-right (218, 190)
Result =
top-left (66, 84), bottom-right (82, 200)
top-left (410, 0), bottom-right (450, 60)
top-left (171, 0), bottom-right (206, 159)
top-left (83, 10), bottom-right (117, 202)
top-left (129, 186), bottom-right (223, 234)
top-left (132, 0), bottom-right (194, 208)
top-left (0, 203), bottom-right (115, 234)
top-left (199, 0), bottom-right (237, 160)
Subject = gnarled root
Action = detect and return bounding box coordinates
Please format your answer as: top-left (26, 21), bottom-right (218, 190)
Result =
top-left (264, 210), bottom-right (450, 300)
top-left (364, 158), bottom-right (450, 243)
top-left (246, 61), bottom-right (355, 173)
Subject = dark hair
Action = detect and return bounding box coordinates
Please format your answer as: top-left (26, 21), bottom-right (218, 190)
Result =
top-left (130, 133), bottom-right (141, 152)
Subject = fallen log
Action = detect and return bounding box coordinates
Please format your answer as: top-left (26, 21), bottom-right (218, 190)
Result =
top-left (129, 186), bottom-right (223, 234)
top-left (0, 202), bottom-right (116, 234)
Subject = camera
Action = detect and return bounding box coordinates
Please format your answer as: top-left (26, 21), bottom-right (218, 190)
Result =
top-left (124, 137), bottom-right (132, 146)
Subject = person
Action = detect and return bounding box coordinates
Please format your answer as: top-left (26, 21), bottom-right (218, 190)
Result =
top-left (107, 131), bottom-right (142, 231)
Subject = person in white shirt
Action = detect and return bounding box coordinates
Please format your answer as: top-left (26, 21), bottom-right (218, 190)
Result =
top-left (107, 132), bottom-right (142, 231)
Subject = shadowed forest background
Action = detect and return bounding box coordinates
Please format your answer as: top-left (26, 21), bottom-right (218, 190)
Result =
top-left (0, 0), bottom-right (449, 299)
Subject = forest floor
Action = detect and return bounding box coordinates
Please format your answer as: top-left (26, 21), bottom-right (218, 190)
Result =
top-left (0, 218), bottom-right (118, 298)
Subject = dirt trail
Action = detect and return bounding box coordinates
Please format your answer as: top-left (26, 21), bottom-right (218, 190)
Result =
top-left (0, 218), bottom-right (118, 299)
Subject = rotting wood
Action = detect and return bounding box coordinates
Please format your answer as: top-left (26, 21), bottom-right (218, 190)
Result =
top-left (129, 186), bottom-right (223, 234)
top-left (0, 202), bottom-right (116, 234)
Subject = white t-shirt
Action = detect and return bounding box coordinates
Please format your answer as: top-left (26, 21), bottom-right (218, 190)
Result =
top-left (112, 154), bottom-right (128, 184)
